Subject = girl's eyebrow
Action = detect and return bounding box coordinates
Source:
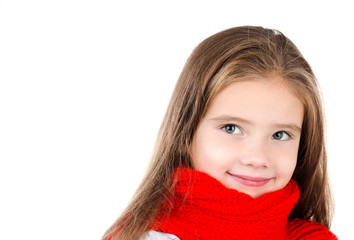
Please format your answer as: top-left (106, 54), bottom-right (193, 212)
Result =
top-left (209, 114), bottom-right (302, 134)
top-left (210, 115), bottom-right (252, 125)
top-left (272, 123), bottom-right (302, 134)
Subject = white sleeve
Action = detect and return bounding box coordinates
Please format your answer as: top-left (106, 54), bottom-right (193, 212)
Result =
top-left (139, 230), bottom-right (180, 240)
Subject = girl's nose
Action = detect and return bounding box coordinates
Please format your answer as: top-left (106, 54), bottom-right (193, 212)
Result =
top-left (239, 142), bottom-right (270, 168)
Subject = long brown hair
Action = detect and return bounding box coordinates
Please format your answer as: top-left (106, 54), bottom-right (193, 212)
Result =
top-left (103, 26), bottom-right (333, 240)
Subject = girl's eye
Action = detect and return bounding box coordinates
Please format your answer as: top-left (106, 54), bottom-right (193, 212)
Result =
top-left (272, 131), bottom-right (290, 141)
top-left (222, 124), bottom-right (242, 135)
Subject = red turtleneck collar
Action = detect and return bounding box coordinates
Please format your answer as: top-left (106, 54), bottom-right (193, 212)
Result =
top-left (150, 168), bottom-right (336, 240)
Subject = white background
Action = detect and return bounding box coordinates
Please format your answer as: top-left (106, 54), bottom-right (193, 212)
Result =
top-left (0, 0), bottom-right (353, 239)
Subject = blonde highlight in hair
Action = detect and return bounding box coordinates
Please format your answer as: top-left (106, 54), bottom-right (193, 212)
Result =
top-left (102, 26), bottom-right (333, 240)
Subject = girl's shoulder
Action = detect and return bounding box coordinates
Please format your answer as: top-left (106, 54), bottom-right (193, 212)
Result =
top-left (139, 220), bottom-right (337, 240)
top-left (140, 230), bottom-right (180, 240)
top-left (287, 218), bottom-right (337, 240)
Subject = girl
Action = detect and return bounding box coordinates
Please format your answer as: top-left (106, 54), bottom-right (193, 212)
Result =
top-left (103, 26), bottom-right (337, 239)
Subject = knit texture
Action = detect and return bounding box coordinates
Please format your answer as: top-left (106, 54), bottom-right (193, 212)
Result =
top-left (151, 168), bottom-right (337, 240)
top-left (287, 218), bottom-right (337, 239)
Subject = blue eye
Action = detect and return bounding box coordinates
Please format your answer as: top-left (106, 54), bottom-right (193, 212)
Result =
top-left (222, 124), bottom-right (242, 135)
top-left (272, 131), bottom-right (290, 141)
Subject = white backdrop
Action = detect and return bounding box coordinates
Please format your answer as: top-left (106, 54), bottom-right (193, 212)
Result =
top-left (0, 1), bottom-right (352, 239)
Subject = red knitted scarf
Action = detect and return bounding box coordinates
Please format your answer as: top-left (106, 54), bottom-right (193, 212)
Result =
top-left (150, 168), bottom-right (337, 240)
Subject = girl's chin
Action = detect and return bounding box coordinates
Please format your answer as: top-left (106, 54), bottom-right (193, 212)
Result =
top-left (224, 183), bottom-right (268, 198)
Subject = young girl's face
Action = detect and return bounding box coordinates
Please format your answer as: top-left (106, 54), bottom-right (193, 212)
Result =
top-left (191, 77), bottom-right (303, 198)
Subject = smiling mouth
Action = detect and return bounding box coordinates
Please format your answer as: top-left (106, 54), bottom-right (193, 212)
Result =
top-left (228, 173), bottom-right (272, 187)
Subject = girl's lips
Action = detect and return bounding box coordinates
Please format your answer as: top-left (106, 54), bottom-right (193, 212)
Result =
top-left (228, 173), bottom-right (272, 187)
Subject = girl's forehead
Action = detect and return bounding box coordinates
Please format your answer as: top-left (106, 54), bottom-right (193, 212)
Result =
top-left (213, 75), bottom-right (301, 106)
top-left (205, 77), bottom-right (304, 126)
